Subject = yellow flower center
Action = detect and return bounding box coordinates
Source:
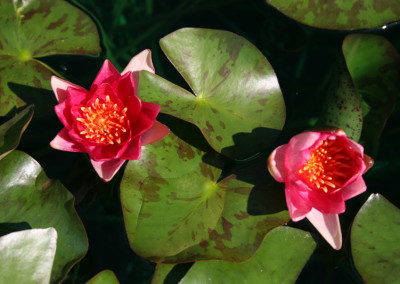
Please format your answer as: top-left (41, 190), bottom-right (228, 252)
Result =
top-left (298, 139), bottom-right (353, 193)
top-left (76, 95), bottom-right (128, 144)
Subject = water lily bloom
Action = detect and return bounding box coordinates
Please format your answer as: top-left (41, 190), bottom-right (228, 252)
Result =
top-left (50, 50), bottom-right (169, 182)
top-left (268, 128), bottom-right (373, 249)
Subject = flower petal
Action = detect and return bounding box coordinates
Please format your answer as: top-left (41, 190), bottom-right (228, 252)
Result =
top-left (285, 185), bottom-right (312, 222)
top-left (141, 121), bottom-right (170, 146)
top-left (120, 136), bottom-right (141, 160)
top-left (342, 176), bottom-right (366, 201)
top-left (51, 76), bottom-right (86, 103)
top-left (308, 190), bottom-right (346, 215)
top-left (141, 101), bottom-right (161, 121)
top-left (306, 209), bottom-right (342, 250)
top-left (268, 144), bottom-right (288, 183)
top-left (122, 49), bottom-right (155, 96)
top-left (90, 158), bottom-right (126, 182)
top-left (50, 128), bottom-right (86, 152)
top-left (91, 60), bottom-right (121, 92)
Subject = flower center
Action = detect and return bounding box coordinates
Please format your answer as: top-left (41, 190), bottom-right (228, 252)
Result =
top-left (76, 95), bottom-right (128, 144)
top-left (298, 139), bottom-right (354, 193)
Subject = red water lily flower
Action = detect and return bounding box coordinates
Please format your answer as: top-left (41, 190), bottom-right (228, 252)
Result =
top-left (268, 128), bottom-right (373, 249)
top-left (50, 50), bottom-right (169, 181)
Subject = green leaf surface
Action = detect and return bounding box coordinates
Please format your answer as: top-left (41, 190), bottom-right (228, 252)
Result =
top-left (0, 105), bottom-right (34, 160)
top-left (319, 58), bottom-right (363, 141)
top-left (86, 270), bottom-right (119, 284)
top-left (0, 151), bottom-right (88, 283)
top-left (0, 228), bottom-right (57, 284)
top-left (266, 0), bottom-right (400, 30)
top-left (139, 28), bottom-right (285, 159)
top-left (351, 194), bottom-right (400, 284)
top-left (153, 227), bottom-right (316, 284)
top-left (343, 34), bottom-right (400, 156)
top-left (121, 132), bottom-right (288, 262)
top-left (0, 0), bottom-right (100, 115)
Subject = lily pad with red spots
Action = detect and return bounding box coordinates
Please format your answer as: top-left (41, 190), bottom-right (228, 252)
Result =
top-left (0, 0), bottom-right (100, 116)
top-left (138, 28), bottom-right (285, 160)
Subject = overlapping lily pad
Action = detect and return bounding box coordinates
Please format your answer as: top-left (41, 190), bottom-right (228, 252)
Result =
top-left (139, 28), bottom-right (285, 160)
top-left (120, 132), bottom-right (289, 262)
top-left (0, 151), bottom-right (88, 283)
top-left (343, 34), bottom-right (400, 156)
top-left (0, 0), bottom-right (100, 115)
top-left (265, 0), bottom-right (400, 30)
top-left (0, 228), bottom-right (57, 284)
top-left (0, 105), bottom-right (34, 160)
top-left (153, 227), bottom-right (316, 284)
top-left (351, 194), bottom-right (400, 284)
top-left (86, 270), bottom-right (120, 284)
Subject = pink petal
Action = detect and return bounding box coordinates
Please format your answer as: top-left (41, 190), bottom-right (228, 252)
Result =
top-left (130, 111), bottom-right (155, 138)
top-left (141, 102), bottom-right (161, 121)
top-left (51, 76), bottom-right (86, 103)
top-left (120, 137), bottom-right (141, 160)
top-left (50, 128), bottom-right (86, 152)
top-left (91, 60), bottom-right (121, 91)
top-left (114, 72), bottom-right (136, 102)
top-left (285, 185), bottom-right (312, 222)
top-left (121, 49), bottom-right (155, 97)
top-left (141, 121), bottom-right (169, 146)
top-left (363, 154), bottom-right (374, 173)
top-left (308, 190), bottom-right (346, 215)
top-left (90, 158), bottom-right (126, 182)
top-left (342, 176), bottom-right (366, 201)
top-left (306, 209), bottom-right (342, 250)
top-left (268, 144), bottom-right (288, 183)
top-left (347, 138), bottom-right (364, 157)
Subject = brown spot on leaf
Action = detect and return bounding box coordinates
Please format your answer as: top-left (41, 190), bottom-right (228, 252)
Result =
top-left (47, 14), bottom-right (68, 30)
top-left (200, 163), bottom-right (215, 180)
top-left (216, 136), bottom-right (222, 142)
top-left (167, 192), bottom-right (200, 202)
top-left (199, 240), bottom-right (209, 251)
top-left (234, 210), bottom-right (249, 220)
top-left (176, 141), bottom-right (195, 160)
top-left (219, 121), bottom-right (226, 129)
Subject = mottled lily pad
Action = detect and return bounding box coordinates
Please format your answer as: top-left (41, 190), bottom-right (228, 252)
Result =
top-left (0, 0), bottom-right (100, 115)
top-left (120, 132), bottom-right (288, 262)
top-left (86, 270), bottom-right (120, 284)
top-left (351, 194), bottom-right (400, 284)
top-left (343, 34), bottom-right (400, 156)
top-left (0, 151), bottom-right (88, 283)
top-left (266, 0), bottom-right (400, 30)
top-left (0, 228), bottom-right (57, 284)
top-left (0, 105), bottom-right (34, 160)
top-left (153, 227), bottom-right (316, 284)
top-left (139, 28), bottom-right (285, 160)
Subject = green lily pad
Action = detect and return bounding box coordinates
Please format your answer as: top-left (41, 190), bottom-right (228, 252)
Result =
top-left (121, 132), bottom-right (288, 262)
top-left (0, 105), bottom-right (34, 160)
top-left (86, 270), bottom-right (119, 284)
top-left (265, 0), bottom-right (400, 30)
top-left (351, 194), bottom-right (400, 284)
top-left (318, 58), bottom-right (363, 141)
top-left (0, 0), bottom-right (100, 115)
top-left (139, 28), bottom-right (285, 160)
top-left (343, 34), bottom-right (400, 156)
top-left (0, 228), bottom-right (57, 284)
top-left (153, 227), bottom-right (316, 284)
top-left (0, 151), bottom-right (88, 283)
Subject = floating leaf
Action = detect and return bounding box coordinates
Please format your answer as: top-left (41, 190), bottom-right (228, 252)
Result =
top-left (0, 151), bottom-right (88, 283)
top-left (265, 0), bottom-right (400, 30)
top-left (121, 132), bottom-right (288, 262)
top-left (0, 0), bottom-right (100, 115)
top-left (139, 28), bottom-right (285, 159)
top-left (0, 105), bottom-right (34, 160)
top-left (343, 34), bottom-right (400, 156)
top-left (86, 270), bottom-right (119, 284)
top-left (319, 58), bottom-right (363, 141)
top-left (351, 194), bottom-right (400, 284)
top-left (154, 227), bottom-right (316, 284)
top-left (0, 228), bottom-right (57, 284)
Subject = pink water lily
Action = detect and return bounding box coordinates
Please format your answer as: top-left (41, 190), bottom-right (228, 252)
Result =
top-left (50, 50), bottom-right (169, 182)
top-left (268, 128), bottom-right (373, 249)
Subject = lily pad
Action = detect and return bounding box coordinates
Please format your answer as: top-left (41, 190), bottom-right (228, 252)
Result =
top-left (351, 194), bottom-right (400, 284)
top-left (343, 34), bottom-right (400, 156)
top-left (318, 58), bottom-right (363, 141)
top-left (86, 270), bottom-right (119, 284)
top-left (0, 151), bottom-right (88, 283)
top-left (139, 28), bottom-right (285, 159)
top-left (121, 132), bottom-right (288, 262)
top-left (265, 0), bottom-right (400, 30)
top-left (0, 105), bottom-right (34, 160)
top-left (153, 227), bottom-right (316, 284)
top-left (0, 0), bottom-right (100, 115)
top-left (0, 228), bottom-right (57, 284)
